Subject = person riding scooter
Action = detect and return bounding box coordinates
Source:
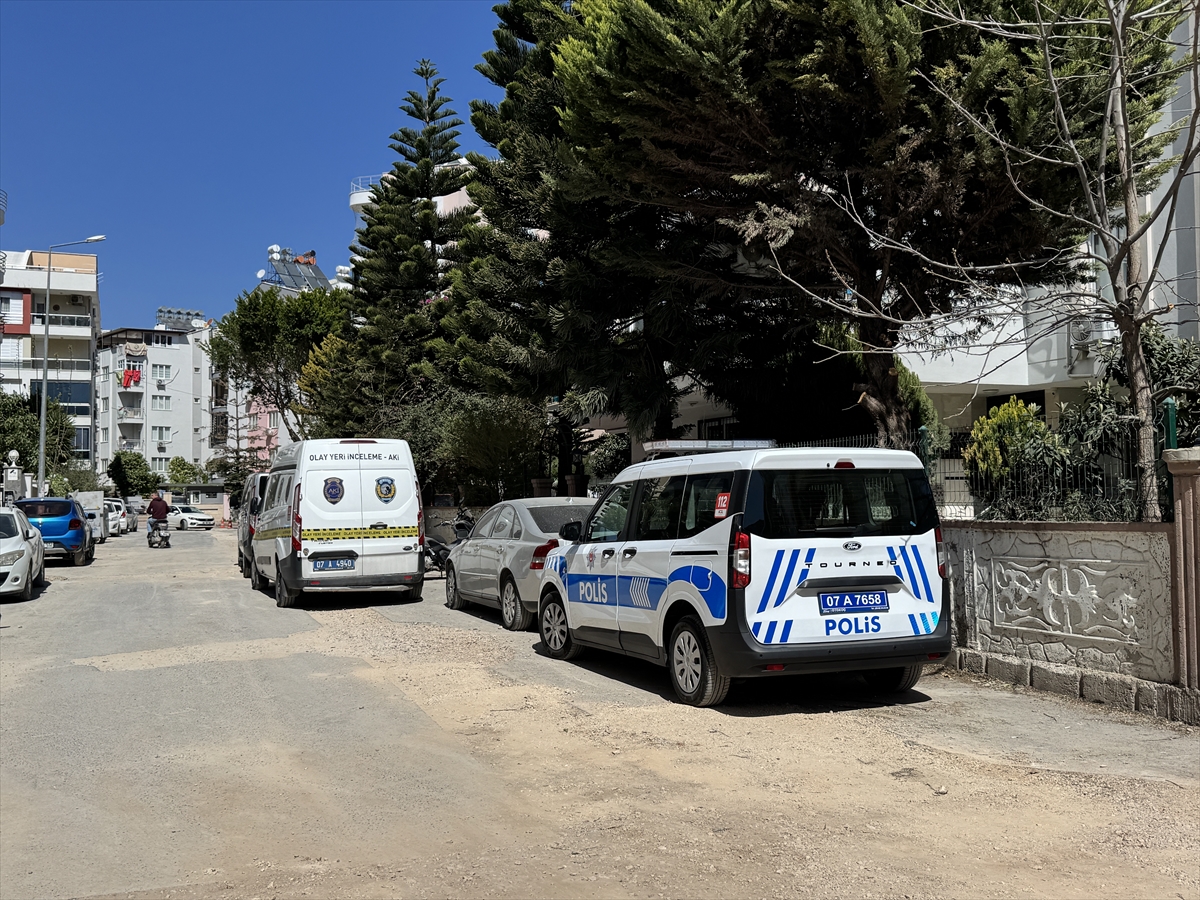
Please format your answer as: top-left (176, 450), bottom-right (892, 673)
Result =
top-left (146, 491), bottom-right (171, 547)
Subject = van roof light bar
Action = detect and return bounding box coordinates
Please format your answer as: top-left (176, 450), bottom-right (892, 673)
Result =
top-left (641, 439), bottom-right (776, 453)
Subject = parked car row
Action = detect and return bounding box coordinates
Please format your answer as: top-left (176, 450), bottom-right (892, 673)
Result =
top-left (239, 438), bottom-right (952, 709)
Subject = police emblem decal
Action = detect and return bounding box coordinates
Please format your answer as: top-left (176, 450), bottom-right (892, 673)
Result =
top-left (323, 477), bottom-right (345, 505)
top-left (375, 477), bottom-right (396, 504)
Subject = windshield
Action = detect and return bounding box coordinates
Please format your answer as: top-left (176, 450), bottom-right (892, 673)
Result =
top-left (0, 513), bottom-right (18, 538)
top-left (180, 506), bottom-right (203, 514)
top-left (744, 468), bottom-right (938, 539)
top-left (16, 500), bottom-right (73, 519)
top-left (527, 505), bottom-right (591, 535)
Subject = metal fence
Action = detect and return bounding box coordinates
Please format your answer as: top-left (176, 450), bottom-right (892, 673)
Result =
top-left (785, 425), bottom-right (1173, 523)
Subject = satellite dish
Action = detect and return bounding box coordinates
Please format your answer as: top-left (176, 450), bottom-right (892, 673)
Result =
top-left (190, 318), bottom-right (206, 329)
top-left (256, 269), bottom-right (267, 279)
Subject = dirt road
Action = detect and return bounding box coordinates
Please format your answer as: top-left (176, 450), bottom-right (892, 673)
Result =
top-left (2, 528), bottom-right (1197, 899)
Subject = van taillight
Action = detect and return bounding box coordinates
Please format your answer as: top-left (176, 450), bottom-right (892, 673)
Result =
top-left (935, 526), bottom-right (946, 578)
top-left (530, 539), bottom-right (559, 570)
top-left (416, 479), bottom-right (424, 546)
top-left (291, 483), bottom-right (302, 551)
top-left (834, 459), bottom-right (855, 469)
top-left (732, 530), bottom-right (751, 589)
top-left (69, 518), bottom-right (82, 530)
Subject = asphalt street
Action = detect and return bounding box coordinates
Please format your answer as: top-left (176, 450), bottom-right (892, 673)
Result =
top-left (1, 527), bottom-right (1197, 899)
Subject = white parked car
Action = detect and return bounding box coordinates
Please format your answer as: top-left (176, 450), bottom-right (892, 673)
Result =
top-left (444, 497), bottom-right (595, 630)
top-left (107, 498), bottom-right (131, 534)
top-left (0, 507), bottom-right (46, 602)
top-left (168, 505), bottom-right (216, 531)
top-left (103, 500), bottom-right (123, 537)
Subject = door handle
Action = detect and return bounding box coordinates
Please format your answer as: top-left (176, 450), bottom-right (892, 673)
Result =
top-left (369, 522), bottom-right (388, 529)
top-left (622, 547), bottom-right (637, 559)
top-left (602, 548), bottom-right (616, 559)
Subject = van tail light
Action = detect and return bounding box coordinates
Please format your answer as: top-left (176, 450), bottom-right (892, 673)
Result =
top-left (530, 539), bottom-right (559, 570)
top-left (248, 522), bottom-right (255, 536)
top-left (69, 518), bottom-right (82, 530)
top-left (291, 483), bottom-right (302, 551)
top-left (935, 526), bottom-right (946, 579)
top-left (732, 529), bottom-right (751, 589)
top-left (416, 479), bottom-right (424, 546)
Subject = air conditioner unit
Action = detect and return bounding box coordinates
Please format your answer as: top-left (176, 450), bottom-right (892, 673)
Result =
top-left (1069, 318), bottom-right (1094, 347)
top-left (156, 379), bottom-right (166, 389)
top-left (157, 443), bottom-right (167, 452)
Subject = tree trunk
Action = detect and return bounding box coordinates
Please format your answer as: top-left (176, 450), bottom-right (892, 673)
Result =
top-left (854, 320), bottom-right (910, 447)
top-left (1117, 314), bottom-right (1163, 521)
top-left (555, 418), bottom-right (573, 496)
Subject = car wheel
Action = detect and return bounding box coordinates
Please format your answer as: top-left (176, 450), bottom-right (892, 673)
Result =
top-left (444, 566), bottom-right (468, 610)
top-left (35, 563), bottom-right (46, 587)
top-left (500, 577), bottom-right (533, 631)
top-left (68, 549), bottom-right (83, 566)
top-left (241, 553), bottom-right (252, 579)
top-left (405, 583), bottom-right (423, 602)
top-left (862, 664), bottom-right (923, 694)
top-left (251, 559), bottom-right (270, 592)
top-left (668, 616), bottom-right (730, 707)
top-left (179, 520), bottom-right (189, 531)
top-left (85, 543), bottom-right (95, 564)
top-left (19, 571), bottom-right (34, 602)
top-left (539, 592), bottom-right (582, 660)
top-left (275, 567), bottom-right (298, 608)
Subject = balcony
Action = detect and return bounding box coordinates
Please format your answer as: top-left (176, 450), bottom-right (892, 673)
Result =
top-left (119, 440), bottom-right (144, 452)
top-left (31, 313), bottom-right (93, 333)
top-left (0, 357), bottom-right (91, 372)
top-left (117, 406), bottom-right (144, 420)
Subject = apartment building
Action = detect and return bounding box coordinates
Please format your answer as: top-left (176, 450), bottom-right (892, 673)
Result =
top-left (94, 308), bottom-right (217, 477)
top-left (0, 249), bottom-right (101, 463)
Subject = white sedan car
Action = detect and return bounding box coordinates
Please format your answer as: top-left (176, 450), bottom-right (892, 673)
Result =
top-left (444, 497), bottom-right (595, 630)
top-left (0, 507), bottom-right (46, 602)
top-left (168, 505), bottom-right (216, 531)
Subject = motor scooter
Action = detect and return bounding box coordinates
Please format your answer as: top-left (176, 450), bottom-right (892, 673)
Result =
top-left (147, 518), bottom-right (171, 549)
top-left (423, 505), bottom-right (475, 576)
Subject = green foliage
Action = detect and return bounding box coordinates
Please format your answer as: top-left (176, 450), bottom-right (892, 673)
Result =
top-left (63, 463), bottom-right (102, 494)
top-left (587, 433), bottom-right (631, 481)
top-left (167, 456), bottom-right (204, 485)
top-left (0, 392), bottom-right (77, 480)
top-left (107, 451), bottom-right (160, 498)
top-left (438, 394), bottom-right (544, 503)
top-left (207, 286), bottom-right (349, 441)
top-left (963, 399), bottom-right (1063, 479)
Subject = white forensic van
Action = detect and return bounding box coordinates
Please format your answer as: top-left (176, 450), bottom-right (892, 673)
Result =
top-left (250, 438), bottom-right (424, 607)
top-left (537, 447), bottom-right (950, 706)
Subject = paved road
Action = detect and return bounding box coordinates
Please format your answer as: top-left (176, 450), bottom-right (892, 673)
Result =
top-left (2, 528), bottom-right (1197, 899)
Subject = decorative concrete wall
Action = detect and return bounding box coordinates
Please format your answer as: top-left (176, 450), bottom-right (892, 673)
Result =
top-left (943, 522), bottom-right (1176, 684)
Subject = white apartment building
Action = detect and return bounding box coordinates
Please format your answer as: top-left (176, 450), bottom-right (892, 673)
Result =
top-left (0, 250), bottom-right (101, 464)
top-left (94, 308), bottom-right (219, 478)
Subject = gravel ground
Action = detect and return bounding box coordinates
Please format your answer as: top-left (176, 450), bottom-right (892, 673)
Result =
top-left (2, 528), bottom-right (1197, 899)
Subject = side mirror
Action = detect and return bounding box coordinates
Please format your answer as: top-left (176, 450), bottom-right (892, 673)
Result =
top-left (86, 512), bottom-right (96, 520)
top-left (558, 520), bottom-right (583, 543)
top-left (25, 529), bottom-right (37, 541)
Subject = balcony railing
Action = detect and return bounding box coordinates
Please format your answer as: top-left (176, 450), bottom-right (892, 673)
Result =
top-left (31, 314), bottom-right (93, 328)
top-left (119, 440), bottom-right (143, 452)
top-left (0, 358), bottom-right (91, 372)
top-left (118, 406), bottom-right (144, 419)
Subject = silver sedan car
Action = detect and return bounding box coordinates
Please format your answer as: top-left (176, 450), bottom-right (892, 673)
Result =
top-left (445, 497), bottom-right (595, 630)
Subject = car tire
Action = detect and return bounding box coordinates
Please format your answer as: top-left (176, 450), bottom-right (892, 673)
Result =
top-left (500, 577), bottom-right (533, 631)
top-left (179, 520), bottom-right (189, 531)
top-left (68, 548), bottom-right (84, 566)
top-left (405, 583), bottom-right (423, 602)
top-left (668, 616), bottom-right (730, 707)
top-left (85, 544), bottom-right (95, 564)
top-left (251, 559), bottom-right (270, 592)
top-left (444, 566), bottom-right (468, 610)
top-left (539, 592), bottom-right (582, 660)
top-left (35, 563), bottom-right (46, 587)
top-left (862, 664), bottom-right (923, 694)
top-left (19, 571), bottom-right (34, 602)
top-left (241, 553), bottom-right (252, 579)
top-left (275, 567), bottom-right (299, 609)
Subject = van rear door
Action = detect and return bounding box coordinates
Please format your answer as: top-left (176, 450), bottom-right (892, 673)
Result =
top-left (300, 465), bottom-right (364, 580)
top-left (741, 465), bottom-right (941, 646)
top-left (357, 454), bottom-right (420, 579)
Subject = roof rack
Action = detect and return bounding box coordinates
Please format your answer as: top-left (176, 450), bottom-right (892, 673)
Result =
top-left (642, 439), bottom-right (776, 454)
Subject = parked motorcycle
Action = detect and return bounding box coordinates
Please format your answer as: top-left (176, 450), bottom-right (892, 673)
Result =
top-left (423, 505), bottom-right (476, 577)
top-left (147, 518), bottom-right (171, 549)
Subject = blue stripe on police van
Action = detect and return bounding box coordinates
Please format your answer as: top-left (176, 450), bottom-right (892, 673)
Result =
top-left (779, 620), bottom-right (792, 643)
top-left (756, 550), bottom-right (786, 614)
top-left (888, 546), bottom-right (906, 588)
top-left (931, 611), bottom-right (939, 628)
top-left (919, 612), bottom-right (931, 633)
top-left (908, 614), bottom-right (921, 635)
top-left (778, 547), bottom-right (817, 608)
top-left (773, 550), bottom-right (801, 609)
top-left (899, 546), bottom-right (919, 600)
top-left (751, 621), bottom-right (762, 638)
top-left (911, 545), bottom-right (934, 603)
top-left (764, 621), bottom-right (778, 644)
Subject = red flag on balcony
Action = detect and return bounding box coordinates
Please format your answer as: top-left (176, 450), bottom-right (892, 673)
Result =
top-left (132, 369), bottom-right (141, 384)
top-left (122, 369), bottom-right (132, 388)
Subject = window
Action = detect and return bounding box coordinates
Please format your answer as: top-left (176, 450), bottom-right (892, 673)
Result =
top-left (152, 457), bottom-right (169, 473)
top-left (193, 427), bottom-right (200, 433)
top-left (127, 359), bottom-right (145, 372)
top-left (585, 483), bottom-right (633, 543)
top-left (100, 428), bottom-right (109, 444)
top-left (490, 506), bottom-right (515, 540)
top-left (527, 506), bottom-right (585, 536)
top-left (268, 411), bottom-right (280, 429)
top-left (634, 475), bottom-right (687, 541)
top-left (74, 427), bottom-right (91, 451)
top-left (471, 507), bottom-right (500, 539)
top-left (101, 365), bottom-right (110, 377)
top-left (152, 426), bottom-right (171, 443)
top-left (679, 471), bottom-right (736, 539)
top-left (100, 397), bottom-right (109, 413)
top-left (151, 364), bottom-right (171, 381)
top-left (194, 397), bottom-right (200, 403)
top-left (194, 366), bottom-right (201, 373)
top-left (151, 395), bottom-right (171, 411)
top-left (152, 334), bottom-right (173, 346)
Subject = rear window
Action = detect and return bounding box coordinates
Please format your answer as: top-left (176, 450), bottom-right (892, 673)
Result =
top-left (527, 506), bottom-right (590, 535)
top-left (16, 500), bottom-right (73, 519)
top-left (744, 469), bottom-right (938, 539)
top-left (0, 513), bottom-right (18, 538)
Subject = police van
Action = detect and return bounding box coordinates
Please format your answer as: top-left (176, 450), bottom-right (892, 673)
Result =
top-left (251, 438), bottom-right (424, 607)
top-left (537, 446), bottom-right (950, 706)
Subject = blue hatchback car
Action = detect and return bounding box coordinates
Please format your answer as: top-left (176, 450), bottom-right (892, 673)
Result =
top-left (15, 498), bottom-right (95, 567)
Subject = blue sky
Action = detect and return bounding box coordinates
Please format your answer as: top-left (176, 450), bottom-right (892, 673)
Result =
top-left (0, 0), bottom-right (505, 328)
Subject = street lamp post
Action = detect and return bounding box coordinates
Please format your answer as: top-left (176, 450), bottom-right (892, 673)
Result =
top-left (37, 235), bottom-right (105, 496)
